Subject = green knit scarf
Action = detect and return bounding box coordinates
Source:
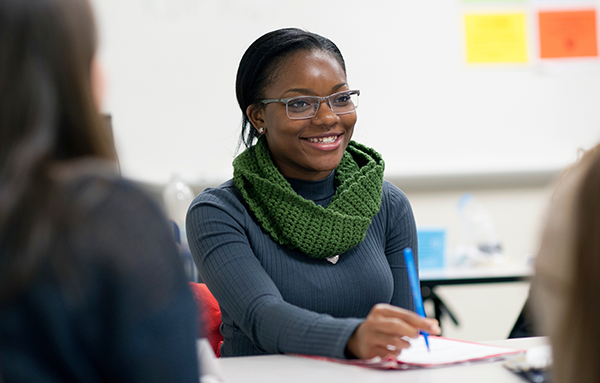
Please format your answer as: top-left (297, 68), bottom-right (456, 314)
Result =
top-left (232, 137), bottom-right (384, 259)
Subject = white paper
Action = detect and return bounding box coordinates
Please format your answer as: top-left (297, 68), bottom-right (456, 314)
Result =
top-left (397, 336), bottom-right (523, 366)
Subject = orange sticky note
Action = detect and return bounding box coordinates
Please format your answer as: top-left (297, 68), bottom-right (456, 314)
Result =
top-left (465, 13), bottom-right (528, 63)
top-left (538, 10), bottom-right (598, 59)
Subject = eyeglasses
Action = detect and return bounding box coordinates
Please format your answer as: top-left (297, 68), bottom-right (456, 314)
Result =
top-left (260, 90), bottom-right (360, 120)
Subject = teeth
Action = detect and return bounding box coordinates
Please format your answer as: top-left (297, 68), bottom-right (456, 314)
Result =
top-left (307, 135), bottom-right (338, 144)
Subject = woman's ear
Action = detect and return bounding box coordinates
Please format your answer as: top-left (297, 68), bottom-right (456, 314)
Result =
top-left (246, 104), bottom-right (266, 134)
top-left (91, 56), bottom-right (106, 111)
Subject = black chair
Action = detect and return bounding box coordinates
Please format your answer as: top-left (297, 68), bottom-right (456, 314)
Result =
top-left (508, 298), bottom-right (540, 338)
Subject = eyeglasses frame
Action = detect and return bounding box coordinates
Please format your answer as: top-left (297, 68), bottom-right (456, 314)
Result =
top-left (259, 89), bottom-right (360, 120)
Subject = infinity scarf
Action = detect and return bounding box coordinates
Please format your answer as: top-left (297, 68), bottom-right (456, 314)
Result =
top-left (233, 137), bottom-right (384, 259)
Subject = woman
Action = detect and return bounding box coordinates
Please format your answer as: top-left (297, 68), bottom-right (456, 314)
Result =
top-left (187, 28), bottom-right (439, 359)
top-left (0, 0), bottom-right (198, 381)
top-left (532, 145), bottom-right (600, 383)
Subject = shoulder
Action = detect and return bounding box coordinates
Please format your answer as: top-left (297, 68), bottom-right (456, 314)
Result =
top-left (56, 167), bottom-right (177, 267)
top-left (376, 180), bottom-right (416, 238)
top-left (51, 159), bottom-right (161, 220)
top-left (192, 179), bottom-right (239, 202)
top-left (64, 174), bottom-right (175, 259)
top-left (67, 174), bottom-right (164, 225)
top-left (381, 180), bottom-right (412, 214)
top-left (189, 179), bottom-right (247, 218)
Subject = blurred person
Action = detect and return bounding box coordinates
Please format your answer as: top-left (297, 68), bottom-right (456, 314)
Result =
top-left (187, 28), bottom-right (439, 360)
top-left (0, 0), bottom-right (199, 381)
top-left (532, 145), bottom-right (600, 383)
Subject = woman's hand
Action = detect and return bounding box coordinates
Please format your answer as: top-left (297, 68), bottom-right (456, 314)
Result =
top-left (345, 303), bottom-right (441, 360)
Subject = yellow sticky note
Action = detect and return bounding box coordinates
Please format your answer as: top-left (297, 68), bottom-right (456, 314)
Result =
top-left (465, 13), bottom-right (528, 63)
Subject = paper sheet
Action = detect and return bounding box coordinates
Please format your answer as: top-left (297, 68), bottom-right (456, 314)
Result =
top-left (465, 13), bottom-right (528, 63)
top-left (397, 336), bottom-right (523, 367)
top-left (538, 9), bottom-right (598, 59)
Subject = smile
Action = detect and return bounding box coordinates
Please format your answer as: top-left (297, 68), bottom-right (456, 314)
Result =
top-left (306, 135), bottom-right (340, 144)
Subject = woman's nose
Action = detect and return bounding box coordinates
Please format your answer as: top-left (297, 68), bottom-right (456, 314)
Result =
top-left (312, 99), bottom-right (339, 125)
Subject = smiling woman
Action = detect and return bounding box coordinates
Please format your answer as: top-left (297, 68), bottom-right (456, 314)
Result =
top-left (186, 28), bottom-right (440, 360)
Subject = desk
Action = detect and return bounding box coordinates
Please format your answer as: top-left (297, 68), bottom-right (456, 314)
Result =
top-left (218, 337), bottom-right (547, 383)
top-left (420, 263), bottom-right (533, 287)
top-left (419, 264), bottom-right (533, 328)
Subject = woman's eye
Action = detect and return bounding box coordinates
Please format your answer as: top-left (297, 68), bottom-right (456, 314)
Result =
top-left (333, 94), bottom-right (351, 104)
top-left (288, 99), bottom-right (311, 109)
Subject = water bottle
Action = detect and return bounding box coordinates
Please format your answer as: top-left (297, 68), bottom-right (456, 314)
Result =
top-left (163, 174), bottom-right (198, 282)
top-left (453, 193), bottom-right (503, 267)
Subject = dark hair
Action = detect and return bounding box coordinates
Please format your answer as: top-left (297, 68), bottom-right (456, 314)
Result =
top-left (235, 28), bottom-right (347, 149)
top-left (0, 0), bottom-right (115, 297)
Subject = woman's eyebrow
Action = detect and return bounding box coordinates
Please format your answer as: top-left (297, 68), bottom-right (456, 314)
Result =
top-left (331, 82), bottom-right (348, 92)
top-left (282, 83), bottom-right (349, 97)
top-left (281, 88), bottom-right (315, 96)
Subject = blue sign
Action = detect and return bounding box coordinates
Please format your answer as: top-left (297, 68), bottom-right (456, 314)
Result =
top-left (417, 228), bottom-right (446, 270)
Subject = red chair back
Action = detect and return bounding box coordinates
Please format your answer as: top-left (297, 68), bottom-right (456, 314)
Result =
top-left (188, 282), bottom-right (223, 357)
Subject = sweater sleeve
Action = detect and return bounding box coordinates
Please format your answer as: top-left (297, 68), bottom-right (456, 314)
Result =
top-left (383, 181), bottom-right (418, 311)
top-left (186, 187), bottom-right (362, 359)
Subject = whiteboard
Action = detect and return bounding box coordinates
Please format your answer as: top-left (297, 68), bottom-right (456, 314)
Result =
top-left (90, 0), bottom-right (600, 185)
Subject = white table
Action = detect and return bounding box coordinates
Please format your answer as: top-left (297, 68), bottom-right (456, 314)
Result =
top-left (420, 263), bottom-right (533, 286)
top-left (217, 337), bottom-right (547, 383)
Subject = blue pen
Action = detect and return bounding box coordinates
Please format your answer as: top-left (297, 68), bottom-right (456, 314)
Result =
top-left (403, 247), bottom-right (430, 352)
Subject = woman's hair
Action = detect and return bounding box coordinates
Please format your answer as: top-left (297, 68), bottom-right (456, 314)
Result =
top-left (553, 145), bottom-right (600, 383)
top-left (0, 0), bottom-right (115, 297)
top-left (235, 28), bottom-right (347, 149)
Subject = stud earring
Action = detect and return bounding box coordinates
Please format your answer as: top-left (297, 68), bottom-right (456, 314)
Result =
top-left (258, 127), bottom-right (264, 134)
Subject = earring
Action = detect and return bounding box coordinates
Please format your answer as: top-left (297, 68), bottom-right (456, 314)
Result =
top-left (258, 127), bottom-right (264, 134)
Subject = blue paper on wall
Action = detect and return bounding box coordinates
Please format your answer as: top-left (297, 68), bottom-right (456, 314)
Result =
top-left (417, 228), bottom-right (446, 270)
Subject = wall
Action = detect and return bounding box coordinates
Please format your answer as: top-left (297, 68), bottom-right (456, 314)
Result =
top-left (92, 0), bottom-right (600, 185)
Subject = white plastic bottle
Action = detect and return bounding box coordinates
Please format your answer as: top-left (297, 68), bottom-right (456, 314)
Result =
top-left (453, 193), bottom-right (503, 267)
top-left (163, 174), bottom-right (198, 281)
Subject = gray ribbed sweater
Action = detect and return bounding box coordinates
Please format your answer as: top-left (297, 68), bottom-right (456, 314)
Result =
top-left (186, 171), bottom-right (417, 358)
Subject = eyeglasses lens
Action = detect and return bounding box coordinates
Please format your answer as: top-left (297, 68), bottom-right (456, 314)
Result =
top-left (286, 91), bottom-right (359, 119)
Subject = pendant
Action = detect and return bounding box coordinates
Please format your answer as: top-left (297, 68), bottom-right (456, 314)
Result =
top-left (326, 255), bottom-right (340, 265)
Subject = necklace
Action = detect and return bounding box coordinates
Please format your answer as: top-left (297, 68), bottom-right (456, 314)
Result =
top-left (326, 255), bottom-right (340, 264)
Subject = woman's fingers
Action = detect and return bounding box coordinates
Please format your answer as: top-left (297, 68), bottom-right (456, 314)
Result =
top-left (369, 304), bottom-right (441, 335)
top-left (425, 318), bottom-right (441, 335)
top-left (346, 303), bottom-right (442, 359)
top-left (379, 334), bottom-right (412, 355)
top-left (371, 315), bottom-right (420, 339)
top-left (350, 326), bottom-right (412, 359)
